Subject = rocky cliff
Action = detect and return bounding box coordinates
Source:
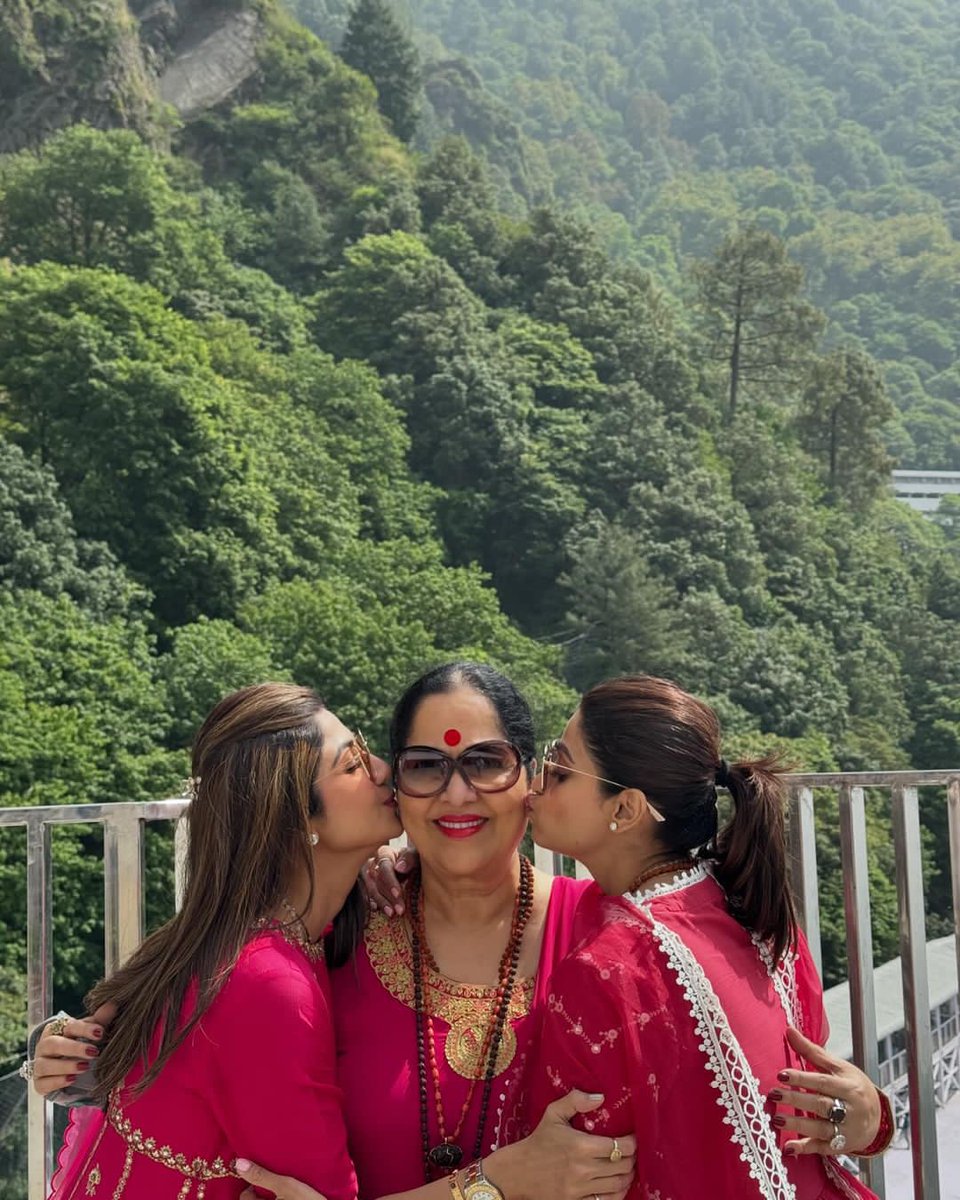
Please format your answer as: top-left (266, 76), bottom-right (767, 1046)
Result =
top-left (0, 0), bottom-right (263, 153)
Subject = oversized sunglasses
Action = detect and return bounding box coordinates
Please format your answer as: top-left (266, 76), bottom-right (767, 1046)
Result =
top-left (395, 740), bottom-right (523, 799)
top-left (535, 739), bottom-right (666, 822)
top-left (318, 730), bottom-right (374, 782)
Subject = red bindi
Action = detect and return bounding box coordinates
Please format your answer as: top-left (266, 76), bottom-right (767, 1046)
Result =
top-left (443, 728), bottom-right (462, 747)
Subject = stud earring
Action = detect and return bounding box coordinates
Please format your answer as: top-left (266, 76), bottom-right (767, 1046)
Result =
top-left (309, 832), bottom-right (319, 846)
top-left (609, 820), bottom-right (618, 832)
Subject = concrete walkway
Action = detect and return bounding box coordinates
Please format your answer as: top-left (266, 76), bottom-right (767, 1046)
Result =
top-left (879, 1090), bottom-right (960, 1198)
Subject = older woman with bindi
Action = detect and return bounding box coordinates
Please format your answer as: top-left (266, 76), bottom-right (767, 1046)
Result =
top-left (29, 665), bottom-right (636, 1200)
top-left (522, 674), bottom-right (894, 1200)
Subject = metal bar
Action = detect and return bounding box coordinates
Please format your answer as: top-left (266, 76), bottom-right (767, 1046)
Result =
top-left (891, 784), bottom-right (940, 1200)
top-left (103, 812), bottom-right (144, 975)
top-left (787, 786), bottom-right (822, 978)
top-left (949, 777), bottom-right (960, 1003)
top-left (25, 818), bottom-right (52, 1200)
top-left (0, 798), bottom-right (189, 827)
top-left (788, 771), bottom-right (959, 787)
top-left (174, 814), bottom-right (190, 912)
top-left (838, 786), bottom-right (884, 1197)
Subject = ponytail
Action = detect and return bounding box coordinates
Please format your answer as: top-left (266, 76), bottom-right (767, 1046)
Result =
top-left (580, 676), bottom-right (798, 966)
top-left (709, 754), bottom-right (797, 965)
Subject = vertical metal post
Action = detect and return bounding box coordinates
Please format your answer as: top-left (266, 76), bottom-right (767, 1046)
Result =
top-left (948, 777), bottom-right (960, 1002)
top-left (891, 785), bottom-right (940, 1200)
top-left (103, 812), bottom-right (144, 975)
top-left (174, 814), bottom-right (190, 912)
top-left (838, 786), bottom-right (884, 1197)
top-left (788, 786), bottom-right (822, 978)
top-left (532, 843), bottom-right (563, 877)
top-left (25, 818), bottom-right (52, 1200)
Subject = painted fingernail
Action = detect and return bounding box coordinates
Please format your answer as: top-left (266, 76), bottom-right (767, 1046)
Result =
top-left (784, 1147), bottom-right (797, 1157)
top-left (91, 1028), bottom-right (103, 1040)
top-left (768, 1090), bottom-right (783, 1101)
top-left (772, 1116), bottom-right (786, 1128)
top-left (65, 1075), bottom-right (77, 1083)
top-left (85, 1046), bottom-right (98, 1057)
top-left (234, 1158), bottom-right (252, 1173)
top-left (777, 1071), bottom-right (790, 1082)
top-left (76, 1063), bottom-right (89, 1072)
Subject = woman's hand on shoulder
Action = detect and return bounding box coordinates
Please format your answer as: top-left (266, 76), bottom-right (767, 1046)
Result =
top-left (360, 845), bottom-right (417, 918)
top-left (235, 1158), bottom-right (327, 1200)
top-left (770, 1027), bottom-right (883, 1156)
top-left (31, 1004), bottom-right (116, 1096)
top-left (488, 1090), bottom-right (635, 1200)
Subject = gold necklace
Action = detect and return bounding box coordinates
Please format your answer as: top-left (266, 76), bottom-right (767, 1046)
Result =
top-left (254, 898), bottom-right (325, 962)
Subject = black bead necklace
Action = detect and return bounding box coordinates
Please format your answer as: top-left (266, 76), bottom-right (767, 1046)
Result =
top-left (411, 855), bottom-right (534, 1181)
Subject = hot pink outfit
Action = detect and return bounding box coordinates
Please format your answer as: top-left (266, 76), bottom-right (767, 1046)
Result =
top-left (331, 874), bottom-right (588, 1198)
top-left (525, 865), bottom-right (878, 1200)
top-left (49, 930), bottom-right (357, 1200)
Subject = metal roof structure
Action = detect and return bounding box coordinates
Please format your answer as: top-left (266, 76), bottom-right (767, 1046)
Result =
top-left (825, 935), bottom-right (958, 1060)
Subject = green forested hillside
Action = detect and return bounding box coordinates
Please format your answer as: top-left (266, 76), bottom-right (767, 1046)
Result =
top-left (294, 0), bottom-right (960, 467)
top-left (1, 9), bottom-right (960, 1165)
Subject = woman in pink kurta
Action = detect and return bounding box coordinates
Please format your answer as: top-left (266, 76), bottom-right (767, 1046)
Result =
top-left (524, 674), bottom-right (892, 1200)
top-left (44, 682), bottom-right (403, 1200)
top-left (332, 870), bottom-right (586, 1197)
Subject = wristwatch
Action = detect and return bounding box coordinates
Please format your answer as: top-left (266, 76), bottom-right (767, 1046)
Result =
top-left (460, 1159), bottom-right (505, 1200)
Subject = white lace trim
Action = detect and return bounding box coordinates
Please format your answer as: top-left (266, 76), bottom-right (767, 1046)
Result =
top-left (626, 860), bottom-right (709, 902)
top-left (632, 901), bottom-right (797, 1200)
top-left (752, 932), bottom-right (800, 1031)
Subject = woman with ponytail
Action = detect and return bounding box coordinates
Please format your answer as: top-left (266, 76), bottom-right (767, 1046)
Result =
top-left (524, 675), bottom-right (892, 1200)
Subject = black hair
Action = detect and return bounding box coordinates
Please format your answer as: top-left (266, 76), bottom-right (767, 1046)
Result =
top-left (390, 661), bottom-right (536, 765)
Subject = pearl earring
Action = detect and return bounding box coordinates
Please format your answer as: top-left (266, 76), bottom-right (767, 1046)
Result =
top-left (609, 820), bottom-right (618, 832)
top-left (309, 832), bottom-right (319, 845)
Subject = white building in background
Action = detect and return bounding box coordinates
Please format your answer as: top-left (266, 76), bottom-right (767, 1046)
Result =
top-left (892, 470), bottom-right (960, 514)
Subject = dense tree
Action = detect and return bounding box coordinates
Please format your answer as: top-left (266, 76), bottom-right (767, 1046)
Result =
top-left (694, 227), bottom-right (824, 419)
top-left (339, 0), bottom-right (422, 141)
top-left (795, 349), bottom-right (895, 509)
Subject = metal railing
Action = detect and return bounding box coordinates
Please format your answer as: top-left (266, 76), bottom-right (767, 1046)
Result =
top-left (4, 771), bottom-right (960, 1200)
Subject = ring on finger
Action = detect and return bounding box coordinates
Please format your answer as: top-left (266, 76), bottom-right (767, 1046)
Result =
top-left (829, 1121), bottom-right (847, 1154)
top-left (18, 1060), bottom-right (34, 1081)
top-left (48, 1016), bottom-right (68, 1038)
top-left (826, 1096), bottom-right (847, 1126)
top-left (609, 1137), bottom-right (622, 1163)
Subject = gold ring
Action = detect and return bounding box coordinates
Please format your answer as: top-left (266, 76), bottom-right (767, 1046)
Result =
top-left (609, 1137), bottom-right (622, 1163)
top-left (48, 1016), bottom-right (68, 1038)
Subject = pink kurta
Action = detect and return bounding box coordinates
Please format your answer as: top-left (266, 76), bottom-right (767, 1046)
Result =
top-left (526, 866), bottom-right (877, 1200)
top-left (50, 931), bottom-right (358, 1200)
top-left (331, 873), bottom-right (588, 1198)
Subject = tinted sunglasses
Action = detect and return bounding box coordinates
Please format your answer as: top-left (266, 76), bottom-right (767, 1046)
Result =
top-left (395, 740), bottom-right (524, 799)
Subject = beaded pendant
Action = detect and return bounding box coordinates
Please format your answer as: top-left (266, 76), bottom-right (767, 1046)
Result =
top-left (428, 1142), bottom-right (464, 1169)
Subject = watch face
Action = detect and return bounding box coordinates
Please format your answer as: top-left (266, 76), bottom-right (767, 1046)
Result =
top-left (464, 1189), bottom-right (500, 1200)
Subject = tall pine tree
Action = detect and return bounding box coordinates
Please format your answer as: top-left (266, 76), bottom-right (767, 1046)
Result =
top-left (340, 0), bottom-right (421, 143)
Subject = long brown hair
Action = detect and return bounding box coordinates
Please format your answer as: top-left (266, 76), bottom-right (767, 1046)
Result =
top-left (580, 675), bottom-right (797, 964)
top-left (86, 682), bottom-right (363, 1099)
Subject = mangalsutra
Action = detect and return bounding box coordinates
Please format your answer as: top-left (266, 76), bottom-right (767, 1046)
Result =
top-left (412, 856), bottom-right (534, 1180)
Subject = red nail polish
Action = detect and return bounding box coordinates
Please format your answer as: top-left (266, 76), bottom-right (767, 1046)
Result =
top-left (65, 1075), bottom-right (77, 1083)
top-left (76, 1063), bottom-right (89, 1072)
top-left (769, 1090), bottom-right (783, 1101)
top-left (772, 1115), bottom-right (786, 1128)
top-left (85, 1046), bottom-right (98, 1057)
top-left (777, 1071), bottom-right (790, 1083)
top-left (91, 1027), bottom-right (103, 1039)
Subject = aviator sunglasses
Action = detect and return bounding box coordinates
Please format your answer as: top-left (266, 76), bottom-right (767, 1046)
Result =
top-left (534, 738), bottom-right (666, 821)
top-left (394, 740), bottom-right (524, 799)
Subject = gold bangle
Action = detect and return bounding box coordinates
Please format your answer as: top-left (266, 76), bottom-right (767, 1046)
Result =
top-left (448, 1170), bottom-right (467, 1200)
